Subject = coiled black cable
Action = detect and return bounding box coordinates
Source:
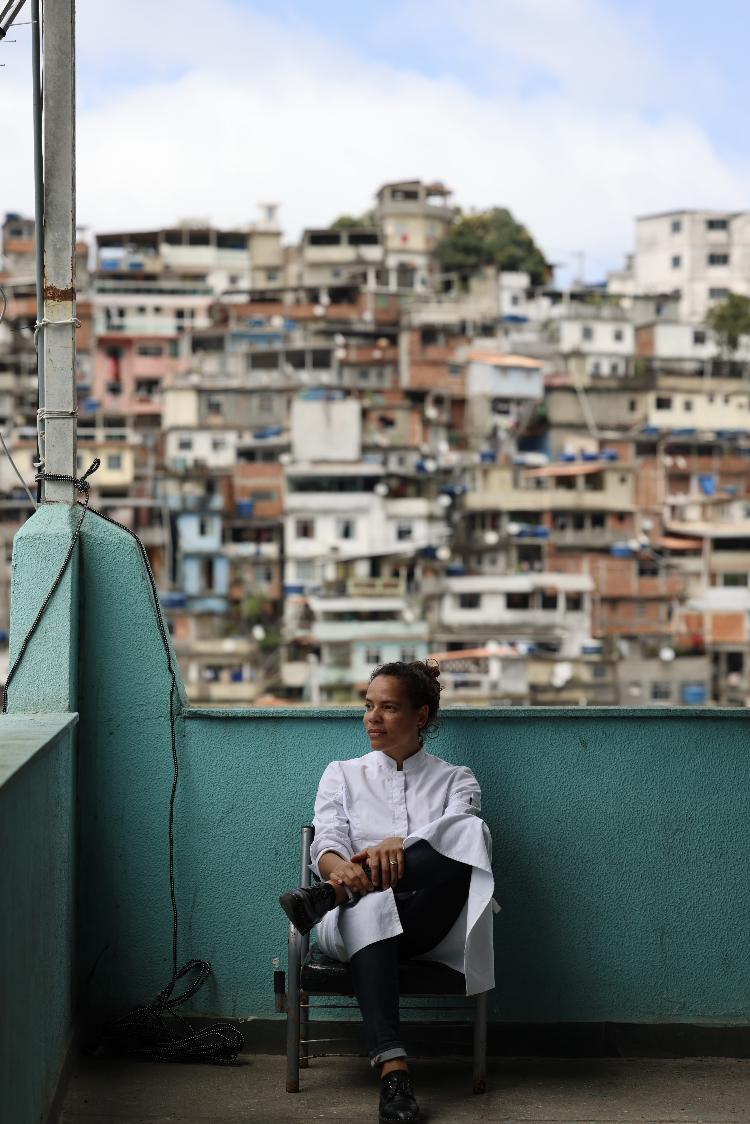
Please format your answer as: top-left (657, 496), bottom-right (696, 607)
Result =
top-left (4, 461), bottom-right (244, 1064)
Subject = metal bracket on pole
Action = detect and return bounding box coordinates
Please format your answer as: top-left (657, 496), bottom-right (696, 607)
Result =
top-left (41, 0), bottom-right (77, 503)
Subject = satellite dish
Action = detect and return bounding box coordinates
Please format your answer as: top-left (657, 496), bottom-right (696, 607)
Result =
top-left (374, 482), bottom-right (389, 497)
top-left (252, 624), bottom-right (266, 642)
top-left (313, 304), bottom-right (325, 317)
top-left (659, 647), bottom-right (675, 662)
top-left (436, 545), bottom-right (451, 561)
top-left (551, 661), bottom-right (573, 688)
top-left (484, 530), bottom-right (500, 546)
top-left (438, 493), bottom-right (452, 507)
top-left (334, 333), bottom-right (346, 346)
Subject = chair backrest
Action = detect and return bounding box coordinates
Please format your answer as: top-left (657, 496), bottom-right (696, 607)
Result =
top-left (300, 825), bottom-right (315, 889)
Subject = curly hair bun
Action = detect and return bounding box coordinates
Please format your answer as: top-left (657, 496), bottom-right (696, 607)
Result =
top-left (423, 658), bottom-right (441, 681)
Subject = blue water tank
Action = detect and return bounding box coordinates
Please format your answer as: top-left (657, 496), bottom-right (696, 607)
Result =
top-left (237, 499), bottom-right (254, 517)
top-left (681, 683), bottom-right (707, 705)
top-left (160, 592), bottom-right (188, 609)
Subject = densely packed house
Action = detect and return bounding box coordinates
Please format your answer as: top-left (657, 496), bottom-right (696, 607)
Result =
top-left (2, 191), bottom-right (750, 706)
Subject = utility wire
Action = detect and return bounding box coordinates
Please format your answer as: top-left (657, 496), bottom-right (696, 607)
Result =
top-left (0, 0), bottom-right (27, 38)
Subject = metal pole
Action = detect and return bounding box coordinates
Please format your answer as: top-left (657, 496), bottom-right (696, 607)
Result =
top-left (41, 0), bottom-right (76, 503)
top-left (31, 0), bottom-right (44, 402)
top-left (298, 825), bottom-right (314, 1069)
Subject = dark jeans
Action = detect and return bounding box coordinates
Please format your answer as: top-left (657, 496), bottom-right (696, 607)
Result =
top-left (348, 840), bottom-right (471, 1064)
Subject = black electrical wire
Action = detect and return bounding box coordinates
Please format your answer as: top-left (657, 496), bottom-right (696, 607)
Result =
top-left (3, 460), bottom-right (244, 1064)
top-left (0, 0), bottom-right (28, 39)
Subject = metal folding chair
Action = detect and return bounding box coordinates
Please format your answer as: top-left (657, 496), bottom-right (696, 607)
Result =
top-left (275, 825), bottom-right (489, 1094)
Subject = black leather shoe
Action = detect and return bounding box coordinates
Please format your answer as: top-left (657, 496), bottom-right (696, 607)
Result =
top-left (279, 882), bottom-right (337, 936)
top-left (379, 1071), bottom-right (420, 1123)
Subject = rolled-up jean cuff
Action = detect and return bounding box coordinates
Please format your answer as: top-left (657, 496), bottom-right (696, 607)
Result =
top-left (370, 1045), bottom-right (407, 1067)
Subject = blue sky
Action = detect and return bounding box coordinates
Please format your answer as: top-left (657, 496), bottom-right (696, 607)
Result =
top-left (3, 0), bottom-right (749, 282)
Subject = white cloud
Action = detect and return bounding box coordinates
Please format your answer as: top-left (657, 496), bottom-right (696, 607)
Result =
top-left (2, 0), bottom-right (749, 281)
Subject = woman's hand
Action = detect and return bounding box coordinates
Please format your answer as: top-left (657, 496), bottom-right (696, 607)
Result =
top-left (351, 837), bottom-right (405, 890)
top-left (327, 859), bottom-right (374, 897)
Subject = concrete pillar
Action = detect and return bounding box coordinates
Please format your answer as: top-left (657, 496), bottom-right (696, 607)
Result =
top-left (6, 506), bottom-right (79, 712)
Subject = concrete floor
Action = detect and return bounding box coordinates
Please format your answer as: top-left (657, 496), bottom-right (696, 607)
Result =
top-left (60, 1054), bottom-right (750, 1123)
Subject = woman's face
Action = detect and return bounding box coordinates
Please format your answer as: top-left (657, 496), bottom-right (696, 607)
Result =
top-left (363, 675), bottom-right (429, 756)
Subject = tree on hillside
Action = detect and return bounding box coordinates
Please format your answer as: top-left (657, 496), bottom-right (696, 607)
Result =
top-left (435, 207), bottom-right (549, 286)
top-left (330, 211), bottom-right (375, 230)
top-left (706, 293), bottom-right (750, 356)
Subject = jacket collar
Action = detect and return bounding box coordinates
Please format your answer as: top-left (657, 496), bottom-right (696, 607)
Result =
top-left (371, 747), bottom-right (428, 773)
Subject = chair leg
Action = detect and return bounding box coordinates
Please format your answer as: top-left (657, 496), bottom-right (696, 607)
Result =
top-left (286, 924), bottom-right (301, 1093)
top-left (472, 991), bottom-right (488, 1094)
top-left (300, 990), bottom-right (310, 1068)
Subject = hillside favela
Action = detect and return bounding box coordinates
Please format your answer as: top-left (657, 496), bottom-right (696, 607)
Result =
top-left (3, 182), bottom-right (750, 710)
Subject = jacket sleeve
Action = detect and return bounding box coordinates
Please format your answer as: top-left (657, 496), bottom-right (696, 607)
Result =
top-left (443, 765), bottom-right (482, 817)
top-left (309, 761), bottom-right (353, 878)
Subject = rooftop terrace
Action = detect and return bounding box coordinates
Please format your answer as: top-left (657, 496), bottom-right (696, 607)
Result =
top-left (2, 504), bottom-right (750, 1123)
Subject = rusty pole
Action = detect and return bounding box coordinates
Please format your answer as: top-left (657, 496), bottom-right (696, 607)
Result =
top-left (41, 0), bottom-right (76, 503)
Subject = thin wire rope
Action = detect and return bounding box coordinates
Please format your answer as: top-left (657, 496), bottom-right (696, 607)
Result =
top-left (2, 459), bottom-right (243, 1063)
top-left (0, 0), bottom-right (27, 37)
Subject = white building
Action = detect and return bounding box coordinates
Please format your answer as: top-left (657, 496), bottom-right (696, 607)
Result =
top-left (308, 596), bottom-right (430, 698)
top-left (283, 466), bottom-right (450, 596)
top-left (645, 387), bottom-right (750, 433)
top-left (374, 180), bottom-right (454, 291)
top-left (548, 307), bottom-right (634, 378)
top-left (463, 348), bottom-right (544, 449)
top-left (436, 573), bottom-right (594, 657)
top-left (630, 210), bottom-right (750, 322)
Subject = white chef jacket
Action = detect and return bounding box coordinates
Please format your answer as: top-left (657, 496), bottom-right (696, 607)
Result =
top-left (310, 748), bottom-right (496, 995)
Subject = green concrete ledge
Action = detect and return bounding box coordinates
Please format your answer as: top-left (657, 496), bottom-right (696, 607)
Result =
top-left (181, 705), bottom-right (750, 720)
top-left (0, 712), bottom-right (78, 788)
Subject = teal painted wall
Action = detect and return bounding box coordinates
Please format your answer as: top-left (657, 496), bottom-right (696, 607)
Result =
top-left (67, 509), bottom-right (750, 1026)
top-left (0, 714), bottom-right (77, 1124)
top-left (7, 508), bottom-right (750, 1036)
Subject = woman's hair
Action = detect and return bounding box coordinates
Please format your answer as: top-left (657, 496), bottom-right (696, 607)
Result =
top-left (368, 659), bottom-right (442, 744)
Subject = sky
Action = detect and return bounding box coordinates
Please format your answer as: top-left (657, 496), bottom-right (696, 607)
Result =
top-left (2, 0), bottom-right (749, 283)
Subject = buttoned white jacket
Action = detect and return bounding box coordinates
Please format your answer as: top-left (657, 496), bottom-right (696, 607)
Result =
top-left (310, 747), bottom-right (496, 995)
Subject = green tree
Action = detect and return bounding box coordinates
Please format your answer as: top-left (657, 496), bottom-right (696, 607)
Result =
top-left (435, 207), bottom-right (549, 286)
top-left (706, 293), bottom-right (750, 356)
top-left (330, 211), bottom-right (375, 230)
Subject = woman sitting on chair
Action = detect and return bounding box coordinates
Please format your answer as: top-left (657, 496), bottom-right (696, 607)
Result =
top-left (279, 659), bottom-right (495, 1124)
